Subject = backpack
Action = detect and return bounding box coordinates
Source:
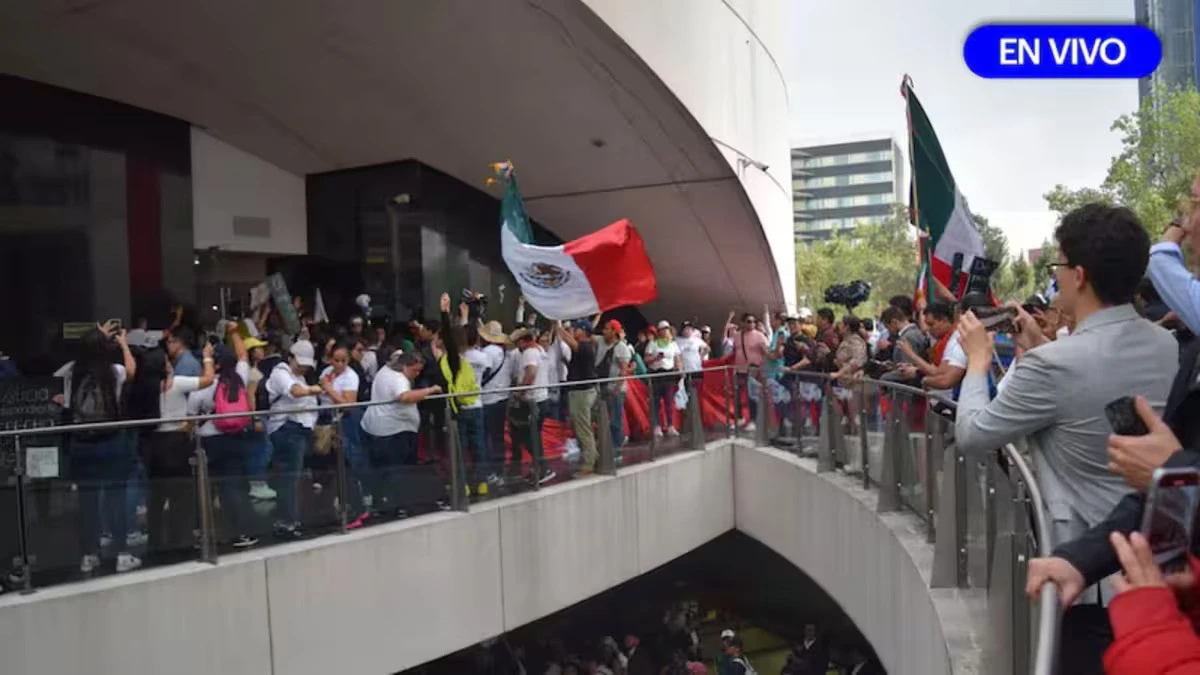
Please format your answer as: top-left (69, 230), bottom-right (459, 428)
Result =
top-left (71, 373), bottom-right (118, 439)
top-left (350, 360), bottom-right (372, 403)
top-left (213, 379), bottom-right (252, 434)
top-left (438, 354), bottom-right (479, 414)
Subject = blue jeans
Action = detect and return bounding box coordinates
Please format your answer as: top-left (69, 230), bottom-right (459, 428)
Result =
top-left (71, 433), bottom-right (135, 556)
top-left (456, 407), bottom-right (485, 483)
top-left (246, 428), bottom-right (272, 481)
top-left (364, 430), bottom-right (418, 512)
top-left (203, 433), bottom-right (253, 539)
top-left (269, 422), bottom-right (312, 524)
top-left (607, 391), bottom-right (625, 451)
top-left (340, 409), bottom-right (372, 512)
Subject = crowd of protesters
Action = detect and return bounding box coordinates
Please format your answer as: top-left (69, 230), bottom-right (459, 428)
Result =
top-left (12, 185), bottom-right (1200, 675)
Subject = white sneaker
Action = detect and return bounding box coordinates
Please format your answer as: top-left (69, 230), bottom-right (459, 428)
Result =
top-left (653, 427), bottom-right (664, 438)
top-left (743, 422), bottom-right (756, 432)
top-left (666, 427), bottom-right (680, 437)
top-left (80, 554), bottom-right (100, 574)
top-left (126, 531), bottom-right (148, 548)
top-left (116, 553), bottom-right (142, 573)
top-left (249, 482), bottom-right (277, 501)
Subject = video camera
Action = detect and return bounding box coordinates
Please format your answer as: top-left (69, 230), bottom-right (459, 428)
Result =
top-left (823, 280), bottom-right (872, 311)
top-left (461, 288), bottom-right (488, 316)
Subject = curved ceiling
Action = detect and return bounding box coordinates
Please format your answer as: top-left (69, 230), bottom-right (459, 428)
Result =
top-left (0, 0), bottom-right (785, 323)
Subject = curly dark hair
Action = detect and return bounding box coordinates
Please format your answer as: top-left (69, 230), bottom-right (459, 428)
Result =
top-left (1055, 203), bottom-right (1150, 306)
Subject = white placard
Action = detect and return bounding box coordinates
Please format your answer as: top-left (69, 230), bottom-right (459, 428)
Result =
top-left (25, 446), bottom-right (59, 479)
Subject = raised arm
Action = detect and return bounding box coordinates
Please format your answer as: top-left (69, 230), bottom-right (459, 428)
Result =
top-left (438, 293), bottom-right (461, 375)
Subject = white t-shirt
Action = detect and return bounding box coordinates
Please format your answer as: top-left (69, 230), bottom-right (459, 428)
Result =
top-left (543, 339), bottom-right (571, 384)
top-left (478, 343), bottom-right (513, 406)
top-left (56, 362), bottom-right (127, 409)
top-left (459, 348), bottom-right (488, 410)
top-left (361, 367), bottom-right (420, 436)
top-left (188, 361), bottom-right (252, 437)
top-left (265, 362), bottom-right (318, 434)
top-left (318, 365), bottom-right (360, 407)
top-left (645, 339), bottom-right (681, 372)
top-left (593, 336), bottom-right (633, 392)
top-left (676, 335), bottom-right (707, 373)
top-left (158, 375), bottom-right (202, 432)
top-left (519, 346), bottom-right (550, 402)
top-left (928, 331), bottom-right (968, 400)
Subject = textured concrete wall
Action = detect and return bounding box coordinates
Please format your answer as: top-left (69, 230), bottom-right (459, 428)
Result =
top-left (0, 443), bottom-right (979, 675)
top-left (734, 444), bottom-right (982, 675)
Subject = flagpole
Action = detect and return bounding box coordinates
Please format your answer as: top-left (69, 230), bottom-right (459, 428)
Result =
top-left (901, 74), bottom-right (936, 306)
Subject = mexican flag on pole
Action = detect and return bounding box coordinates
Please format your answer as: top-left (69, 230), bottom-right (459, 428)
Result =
top-left (902, 79), bottom-right (984, 297)
top-left (494, 163), bottom-right (658, 319)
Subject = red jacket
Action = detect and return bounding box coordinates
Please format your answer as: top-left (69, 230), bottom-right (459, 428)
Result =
top-left (1105, 556), bottom-right (1200, 674)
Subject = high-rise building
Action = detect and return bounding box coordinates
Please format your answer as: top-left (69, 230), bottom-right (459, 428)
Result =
top-left (1136, 0), bottom-right (1200, 101)
top-left (792, 136), bottom-right (906, 244)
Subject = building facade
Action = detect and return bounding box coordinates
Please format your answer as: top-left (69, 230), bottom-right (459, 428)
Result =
top-left (0, 0), bottom-right (792, 371)
top-left (792, 137), bottom-right (906, 244)
top-left (1136, 0), bottom-right (1200, 101)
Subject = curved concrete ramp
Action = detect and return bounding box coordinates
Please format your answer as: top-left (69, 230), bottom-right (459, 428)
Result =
top-left (0, 441), bottom-right (982, 675)
top-left (734, 443), bottom-right (983, 675)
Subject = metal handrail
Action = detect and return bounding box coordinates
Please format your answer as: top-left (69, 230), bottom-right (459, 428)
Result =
top-left (0, 364), bottom-right (733, 439)
top-left (1001, 444), bottom-right (1060, 675)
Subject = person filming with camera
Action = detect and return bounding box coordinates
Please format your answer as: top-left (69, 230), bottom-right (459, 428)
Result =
top-left (954, 203), bottom-right (1178, 673)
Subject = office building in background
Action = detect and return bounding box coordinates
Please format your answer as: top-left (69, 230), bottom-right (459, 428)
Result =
top-left (1136, 0), bottom-right (1200, 102)
top-left (791, 136), bottom-right (905, 244)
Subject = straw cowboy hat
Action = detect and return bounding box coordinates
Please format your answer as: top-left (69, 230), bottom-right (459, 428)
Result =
top-left (480, 320), bottom-right (511, 345)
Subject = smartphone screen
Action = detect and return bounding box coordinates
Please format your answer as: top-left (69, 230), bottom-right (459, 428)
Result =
top-left (1141, 468), bottom-right (1200, 573)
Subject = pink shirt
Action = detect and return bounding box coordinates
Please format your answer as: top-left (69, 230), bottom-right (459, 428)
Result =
top-left (732, 328), bottom-right (769, 368)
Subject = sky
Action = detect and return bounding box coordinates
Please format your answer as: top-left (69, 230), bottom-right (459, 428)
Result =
top-left (788, 0), bottom-right (1140, 255)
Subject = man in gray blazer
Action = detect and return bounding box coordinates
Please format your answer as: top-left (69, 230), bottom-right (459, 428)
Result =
top-left (954, 203), bottom-right (1178, 674)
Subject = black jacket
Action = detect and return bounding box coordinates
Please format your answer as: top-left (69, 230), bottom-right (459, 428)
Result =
top-left (1055, 339), bottom-right (1200, 584)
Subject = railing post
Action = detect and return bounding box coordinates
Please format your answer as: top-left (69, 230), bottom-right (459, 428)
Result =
top-left (12, 434), bottom-right (34, 593)
top-left (687, 376), bottom-right (705, 451)
top-left (754, 371), bottom-right (770, 447)
top-left (529, 399), bottom-right (545, 486)
top-left (924, 407), bottom-right (940, 543)
top-left (333, 414), bottom-right (349, 534)
top-left (816, 385), bottom-right (835, 473)
top-left (732, 370), bottom-right (743, 434)
top-left (191, 433), bottom-right (218, 564)
top-left (596, 393), bottom-right (616, 476)
top-left (791, 377), bottom-right (806, 450)
top-left (1012, 480), bottom-right (1032, 675)
top-left (830, 384), bottom-right (846, 467)
top-left (723, 368), bottom-right (733, 438)
top-left (877, 394), bottom-right (901, 513)
top-left (986, 458), bottom-right (999, 587)
top-left (647, 376), bottom-right (659, 460)
top-left (957, 448), bottom-right (970, 587)
top-left (931, 436), bottom-right (963, 589)
top-left (446, 399), bottom-right (468, 512)
top-left (857, 381), bottom-right (870, 488)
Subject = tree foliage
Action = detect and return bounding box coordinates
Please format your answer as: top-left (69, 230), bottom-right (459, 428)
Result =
top-left (794, 207), bottom-right (916, 316)
top-left (1043, 85), bottom-right (1200, 229)
top-left (972, 213), bottom-right (1009, 265)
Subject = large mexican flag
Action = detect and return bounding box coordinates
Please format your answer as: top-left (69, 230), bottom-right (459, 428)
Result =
top-left (903, 80), bottom-right (984, 297)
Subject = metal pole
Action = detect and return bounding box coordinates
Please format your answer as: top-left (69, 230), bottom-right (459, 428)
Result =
top-left (648, 377), bottom-right (659, 460)
top-left (857, 381), bottom-right (869, 487)
top-left (687, 376), bottom-right (705, 451)
top-left (732, 371), bottom-right (743, 435)
top-left (191, 434), bottom-right (218, 564)
top-left (446, 400), bottom-right (467, 512)
top-left (1012, 480), bottom-right (1032, 675)
top-left (755, 370), bottom-right (770, 447)
top-left (723, 368), bottom-right (733, 438)
top-left (596, 395), bottom-right (616, 476)
top-left (877, 397), bottom-right (901, 513)
top-left (333, 415), bottom-right (349, 534)
top-left (12, 435), bottom-right (33, 593)
top-left (924, 406), bottom-right (939, 543)
top-left (816, 387), bottom-right (836, 473)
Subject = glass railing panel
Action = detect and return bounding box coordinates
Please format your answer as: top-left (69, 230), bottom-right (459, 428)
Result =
top-left (860, 379), bottom-right (885, 485)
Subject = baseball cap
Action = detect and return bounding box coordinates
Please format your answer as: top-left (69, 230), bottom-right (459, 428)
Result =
top-left (605, 319), bottom-right (623, 333)
top-left (572, 318), bottom-right (594, 334)
top-left (656, 320), bottom-right (671, 330)
top-left (798, 307), bottom-right (813, 319)
top-left (290, 340), bottom-right (316, 368)
top-left (243, 336), bottom-right (268, 350)
top-left (720, 629), bottom-right (735, 640)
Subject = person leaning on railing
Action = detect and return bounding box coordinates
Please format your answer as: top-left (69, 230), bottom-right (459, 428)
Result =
top-left (953, 204), bottom-right (1179, 674)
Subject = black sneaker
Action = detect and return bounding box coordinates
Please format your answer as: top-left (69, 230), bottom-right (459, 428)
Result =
top-left (232, 535), bottom-right (259, 549)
